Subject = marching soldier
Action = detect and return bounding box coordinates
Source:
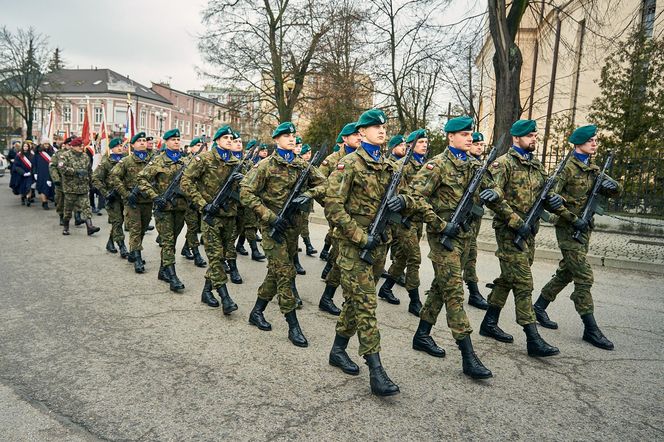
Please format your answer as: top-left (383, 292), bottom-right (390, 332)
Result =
top-left (240, 121), bottom-right (326, 348)
top-left (535, 125), bottom-right (621, 350)
top-left (180, 125), bottom-right (241, 313)
top-left (325, 109), bottom-right (401, 396)
top-left (49, 136), bottom-right (71, 225)
top-left (462, 132), bottom-right (490, 310)
top-left (298, 144), bottom-right (317, 256)
top-left (108, 132), bottom-right (153, 273)
top-left (92, 138), bottom-right (128, 258)
top-left (317, 122), bottom-right (360, 316)
top-left (235, 140), bottom-right (266, 262)
top-left (479, 119), bottom-right (561, 357)
top-left (318, 131), bottom-right (346, 262)
top-left (58, 137), bottom-right (100, 236)
top-left (221, 131), bottom-right (245, 284)
top-left (137, 128), bottom-right (188, 292)
top-left (180, 137), bottom-right (208, 268)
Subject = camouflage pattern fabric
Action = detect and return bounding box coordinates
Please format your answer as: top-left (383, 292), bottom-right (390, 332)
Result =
top-left (325, 237), bottom-right (341, 287)
top-left (201, 216), bottom-right (233, 288)
top-left (387, 222), bottom-right (423, 290)
top-left (184, 207), bottom-right (201, 248)
top-left (50, 149), bottom-right (66, 214)
top-left (154, 211), bottom-right (185, 266)
top-left (64, 192), bottom-right (91, 220)
top-left (462, 219), bottom-right (481, 284)
top-left (58, 150), bottom-right (91, 195)
top-left (256, 225), bottom-right (299, 313)
top-left (125, 204), bottom-right (152, 252)
top-left (93, 155), bottom-right (125, 242)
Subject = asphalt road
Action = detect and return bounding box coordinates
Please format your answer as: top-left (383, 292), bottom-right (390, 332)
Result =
top-left (1, 177), bottom-right (663, 441)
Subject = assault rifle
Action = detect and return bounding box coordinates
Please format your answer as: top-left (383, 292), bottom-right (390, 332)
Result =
top-left (154, 153), bottom-right (196, 216)
top-left (513, 148), bottom-right (574, 251)
top-left (572, 151), bottom-right (614, 244)
top-left (203, 146), bottom-right (259, 226)
top-left (439, 136), bottom-right (504, 252)
top-left (269, 143), bottom-right (329, 243)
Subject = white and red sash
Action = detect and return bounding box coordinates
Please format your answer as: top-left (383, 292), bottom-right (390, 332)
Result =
top-left (39, 151), bottom-right (52, 163)
top-left (18, 154), bottom-right (32, 170)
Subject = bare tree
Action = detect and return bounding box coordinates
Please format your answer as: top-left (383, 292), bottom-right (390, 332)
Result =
top-left (0, 26), bottom-right (51, 140)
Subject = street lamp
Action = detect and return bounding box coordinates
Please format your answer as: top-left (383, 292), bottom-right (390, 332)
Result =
top-left (156, 111), bottom-right (167, 137)
top-left (284, 79), bottom-right (295, 104)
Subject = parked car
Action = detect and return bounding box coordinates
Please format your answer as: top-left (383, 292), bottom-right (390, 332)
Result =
top-left (0, 152), bottom-right (7, 177)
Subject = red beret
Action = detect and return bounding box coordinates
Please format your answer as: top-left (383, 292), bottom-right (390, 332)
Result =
top-left (70, 137), bottom-right (83, 147)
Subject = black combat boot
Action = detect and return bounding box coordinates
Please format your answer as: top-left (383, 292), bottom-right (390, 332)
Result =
top-left (523, 323), bottom-right (560, 357)
top-left (117, 241), bottom-right (129, 259)
top-left (248, 298), bottom-right (272, 331)
top-left (222, 260), bottom-right (231, 273)
top-left (42, 201), bottom-right (49, 210)
top-left (181, 244), bottom-right (194, 260)
top-left (127, 249), bottom-right (136, 263)
top-left (134, 251), bottom-right (145, 274)
top-left (147, 224), bottom-right (155, 231)
top-left (303, 237), bottom-right (317, 256)
top-left (292, 279), bottom-right (303, 309)
top-left (249, 240), bottom-right (265, 261)
top-left (165, 264), bottom-right (185, 292)
top-left (581, 313), bottom-right (614, 350)
top-left (201, 279), bottom-right (219, 308)
top-left (364, 353), bottom-right (400, 396)
top-left (191, 247), bottom-right (207, 268)
top-left (62, 219), bottom-right (70, 235)
top-left (467, 281), bottom-right (489, 310)
top-left (106, 236), bottom-right (118, 253)
top-left (407, 288), bottom-right (422, 317)
top-left (156, 234), bottom-right (162, 246)
top-left (319, 242), bottom-right (330, 261)
top-left (21, 195), bottom-right (26, 205)
top-left (479, 306), bottom-right (514, 343)
top-left (319, 284), bottom-right (341, 316)
top-left (235, 235), bottom-right (249, 256)
top-left (59, 214), bottom-right (64, 226)
top-left (74, 211), bottom-right (84, 226)
top-left (456, 335), bottom-right (493, 379)
top-left (255, 232), bottom-right (262, 242)
top-left (228, 259), bottom-right (242, 284)
top-left (158, 260), bottom-right (169, 282)
top-left (533, 295), bottom-right (558, 329)
top-left (85, 219), bottom-right (100, 235)
top-left (381, 269), bottom-right (390, 279)
top-left (285, 310), bottom-right (308, 347)
top-left (329, 334), bottom-right (359, 375)
top-left (395, 273), bottom-right (406, 287)
top-left (412, 320), bottom-right (446, 357)
top-left (293, 254), bottom-right (306, 275)
top-left (378, 277), bottom-right (400, 305)
top-left (217, 285), bottom-right (238, 315)
top-left (320, 261), bottom-right (333, 280)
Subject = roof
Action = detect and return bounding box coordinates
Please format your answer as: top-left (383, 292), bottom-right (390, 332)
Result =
top-left (41, 69), bottom-right (172, 105)
top-left (151, 82), bottom-right (222, 107)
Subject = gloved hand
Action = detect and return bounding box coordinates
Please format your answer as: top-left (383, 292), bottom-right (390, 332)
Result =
top-left (75, 169), bottom-right (88, 178)
top-left (292, 193), bottom-right (312, 208)
top-left (231, 172), bottom-right (244, 182)
top-left (441, 222), bottom-right (459, 239)
top-left (126, 192), bottom-right (138, 208)
top-left (479, 189), bottom-right (499, 203)
top-left (154, 196), bottom-right (168, 211)
top-left (546, 193), bottom-right (564, 211)
top-left (387, 195), bottom-right (406, 212)
top-left (23, 172), bottom-right (31, 177)
top-left (514, 221), bottom-right (532, 239)
top-left (33, 174), bottom-right (38, 180)
top-left (600, 178), bottom-right (617, 192)
top-left (572, 217), bottom-right (589, 232)
top-left (203, 203), bottom-right (219, 216)
top-left (363, 233), bottom-right (380, 251)
top-left (47, 180), bottom-right (52, 188)
top-left (270, 216), bottom-right (289, 235)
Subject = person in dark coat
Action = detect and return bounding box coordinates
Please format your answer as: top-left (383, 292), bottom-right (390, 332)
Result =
top-left (33, 139), bottom-right (55, 209)
top-left (10, 141), bottom-right (35, 205)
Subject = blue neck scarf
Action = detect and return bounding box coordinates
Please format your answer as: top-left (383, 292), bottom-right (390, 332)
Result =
top-left (133, 150), bottom-right (148, 161)
top-left (110, 153), bottom-right (124, 163)
top-left (165, 149), bottom-right (181, 163)
top-left (232, 151), bottom-right (243, 160)
top-left (361, 141), bottom-right (381, 162)
top-left (448, 146), bottom-right (467, 161)
top-left (276, 148), bottom-right (295, 163)
top-left (390, 152), bottom-right (404, 161)
top-left (344, 145), bottom-right (356, 155)
top-left (252, 155), bottom-right (261, 164)
top-left (413, 152), bottom-right (426, 164)
top-left (215, 146), bottom-right (231, 162)
top-left (472, 154), bottom-right (482, 160)
top-left (574, 151), bottom-right (590, 165)
top-left (512, 145), bottom-right (533, 161)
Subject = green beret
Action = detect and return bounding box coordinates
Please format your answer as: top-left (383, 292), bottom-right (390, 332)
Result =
top-left (246, 139), bottom-right (258, 150)
top-left (300, 144), bottom-right (311, 154)
top-left (232, 131), bottom-right (241, 140)
top-left (336, 134), bottom-right (343, 144)
top-left (388, 135), bottom-right (405, 149)
top-left (213, 125), bottom-right (233, 141)
top-left (189, 137), bottom-right (203, 146)
top-left (163, 128), bottom-right (180, 140)
top-left (510, 119), bottom-right (537, 137)
top-left (259, 143), bottom-right (269, 151)
top-left (296, 136), bottom-right (303, 145)
top-left (130, 132), bottom-right (146, 144)
top-left (333, 144), bottom-right (341, 152)
top-left (109, 138), bottom-right (122, 149)
top-left (568, 125), bottom-right (597, 145)
top-left (406, 129), bottom-right (427, 144)
top-left (356, 109), bottom-right (387, 129)
top-left (444, 116), bottom-right (473, 133)
top-left (272, 122), bottom-right (296, 138)
top-left (339, 122), bottom-right (358, 137)
top-left (472, 132), bottom-right (484, 142)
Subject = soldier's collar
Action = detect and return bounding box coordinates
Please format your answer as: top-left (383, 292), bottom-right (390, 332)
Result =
top-left (133, 150), bottom-right (148, 161)
top-left (344, 144), bottom-right (356, 155)
top-left (360, 141), bottom-right (381, 162)
top-left (413, 152), bottom-right (426, 164)
top-left (276, 147), bottom-right (295, 163)
top-left (215, 146), bottom-right (231, 162)
top-left (110, 153), bottom-right (124, 162)
top-left (511, 145), bottom-right (533, 161)
top-left (447, 146), bottom-right (468, 163)
top-left (573, 151), bottom-right (590, 165)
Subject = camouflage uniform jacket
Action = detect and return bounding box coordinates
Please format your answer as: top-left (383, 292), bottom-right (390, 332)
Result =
top-left (92, 155), bottom-right (122, 196)
top-left (108, 153), bottom-right (152, 203)
top-left (489, 148), bottom-right (547, 230)
top-left (58, 150), bottom-right (91, 194)
top-left (137, 152), bottom-right (188, 211)
top-left (403, 149), bottom-right (499, 237)
top-left (180, 149), bottom-right (241, 218)
top-left (240, 152), bottom-right (326, 225)
top-left (49, 149), bottom-right (65, 184)
top-left (318, 149), bottom-right (347, 178)
top-left (325, 147), bottom-right (398, 246)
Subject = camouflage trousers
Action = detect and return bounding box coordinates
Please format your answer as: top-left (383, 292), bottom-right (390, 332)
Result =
top-left (420, 232), bottom-right (473, 340)
top-left (63, 192), bottom-right (91, 220)
top-left (487, 225), bottom-right (537, 326)
top-left (125, 203), bottom-right (152, 252)
top-left (154, 209), bottom-right (185, 266)
top-left (257, 224), bottom-right (298, 314)
top-left (54, 186), bottom-right (65, 215)
top-left (325, 236), bottom-right (341, 288)
top-left (462, 219), bottom-right (482, 284)
top-left (387, 222), bottom-right (423, 290)
top-left (335, 238), bottom-right (388, 356)
top-left (106, 199), bottom-right (125, 243)
top-left (184, 207), bottom-right (201, 248)
top-left (540, 224), bottom-right (594, 315)
top-left (202, 215), bottom-right (234, 288)
top-left (240, 204), bottom-right (258, 242)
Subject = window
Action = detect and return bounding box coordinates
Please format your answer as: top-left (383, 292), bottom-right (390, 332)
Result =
top-left (185, 121), bottom-right (190, 135)
top-left (194, 123), bottom-right (199, 136)
top-left (63, 105), bottom-right (72, 123)
top-left (174, 118), bottom-right (179, 131)
top-left (94, 107), bottom-right (103, 124)
top-left (195, 102), bottom-right (200, 113)
top-left (140, 110), bottom-right (147, 128)
top-left (78, 107), bottom-right (85, 123)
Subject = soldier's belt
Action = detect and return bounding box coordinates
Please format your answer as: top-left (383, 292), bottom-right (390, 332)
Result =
top-left (350, 214), bottom-right (373, 228)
